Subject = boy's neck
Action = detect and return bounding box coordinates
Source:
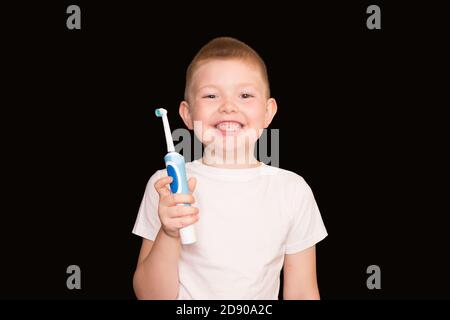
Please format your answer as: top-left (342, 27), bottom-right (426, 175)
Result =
top-left (200, 153), bottom-right (261, 169)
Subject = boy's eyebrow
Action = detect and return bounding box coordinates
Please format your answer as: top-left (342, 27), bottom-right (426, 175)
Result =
top-left (197, 84), bottom-right (219, 91)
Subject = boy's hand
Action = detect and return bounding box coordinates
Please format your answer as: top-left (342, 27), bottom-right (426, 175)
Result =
top-left (154, 176), bottom-right (199, 239)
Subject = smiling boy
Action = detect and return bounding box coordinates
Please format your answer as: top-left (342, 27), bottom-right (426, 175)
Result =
top-left (132, 37), bottom-right (328, 299)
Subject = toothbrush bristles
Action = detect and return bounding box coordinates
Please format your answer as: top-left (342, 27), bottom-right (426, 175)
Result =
top-left (155, 108), bottom-right (167, 117)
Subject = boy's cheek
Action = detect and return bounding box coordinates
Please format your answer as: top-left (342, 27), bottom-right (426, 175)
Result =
top-left (192, 121), bottom-right (217, 144)
top-left (193, 100), bottom-right (213, 110)
top-left (243, 127), bottom-right (264, 142)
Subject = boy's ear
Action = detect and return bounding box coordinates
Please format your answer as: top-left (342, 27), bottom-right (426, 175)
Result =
top-left (179, 101), bottom-right (194, 130)
top-left (263, 98), bottom-right (278, 128)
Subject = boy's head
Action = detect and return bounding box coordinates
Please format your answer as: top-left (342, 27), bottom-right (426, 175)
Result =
top-left (179, 37), bottom-right (277, 157)
top-left (184, 37), bottom-right (271, 101)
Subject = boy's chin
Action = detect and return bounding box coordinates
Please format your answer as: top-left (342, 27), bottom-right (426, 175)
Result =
top-left (203, 137), bottom-right (257, 152)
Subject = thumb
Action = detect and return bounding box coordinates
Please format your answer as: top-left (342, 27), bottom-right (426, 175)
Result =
top-left (188, 177), bottom-right (197, 193)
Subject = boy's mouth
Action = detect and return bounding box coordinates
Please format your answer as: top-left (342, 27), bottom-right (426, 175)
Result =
top-left (214, 121), bottom-right (244, 136)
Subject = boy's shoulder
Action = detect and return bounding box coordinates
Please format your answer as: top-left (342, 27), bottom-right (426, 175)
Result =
top-left (262, 165), bottom-right (315, 209)
top-left (264, 164), bottom-right (310, 189)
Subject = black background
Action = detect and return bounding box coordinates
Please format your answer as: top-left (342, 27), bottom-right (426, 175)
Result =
top-left (1, 1), bottom-right (448, 299)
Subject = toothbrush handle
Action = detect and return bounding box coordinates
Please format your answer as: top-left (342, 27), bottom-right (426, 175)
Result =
top-left (164, 152), bottom-right (197, 245)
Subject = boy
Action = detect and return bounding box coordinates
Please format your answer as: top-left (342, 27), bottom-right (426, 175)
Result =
top-left (132, 37), bottom-right (328, 299)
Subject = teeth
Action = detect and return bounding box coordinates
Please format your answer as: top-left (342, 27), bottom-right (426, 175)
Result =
top-left (216, 122), bottom-right (242, 131)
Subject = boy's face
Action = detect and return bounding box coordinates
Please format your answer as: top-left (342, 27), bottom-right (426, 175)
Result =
top-left (179, 59), bottom-right (277, 153)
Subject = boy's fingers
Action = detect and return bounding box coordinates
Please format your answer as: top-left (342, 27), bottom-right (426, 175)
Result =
top-left (172, 193), bottom-right (195, 205)
top-left (154, 176), bottom-right (173, 198)
top-left (188, 177), bottom-right (197, 193)
top-left (172, 214), bottom-right (200, 229)
top-left (170, 205), bottom-right (199, 218)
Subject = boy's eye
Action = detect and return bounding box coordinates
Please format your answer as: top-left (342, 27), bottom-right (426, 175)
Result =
top-left (203, 94), bottom-right (217, 99)
top-left (241, 93), bottom-right (254, 99)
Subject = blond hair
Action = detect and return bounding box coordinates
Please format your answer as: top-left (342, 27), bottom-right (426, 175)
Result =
top-left (184, 37), bottom-right (270, 100)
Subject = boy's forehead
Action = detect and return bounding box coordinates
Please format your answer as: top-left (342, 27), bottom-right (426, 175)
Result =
top-left (191, 59), bottom-right (265, 88)
top-left (194, 58), bottom-right (259, 75)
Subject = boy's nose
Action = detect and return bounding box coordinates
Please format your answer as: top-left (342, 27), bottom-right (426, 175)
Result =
top-left (219, 100), bottom-right (238, 113)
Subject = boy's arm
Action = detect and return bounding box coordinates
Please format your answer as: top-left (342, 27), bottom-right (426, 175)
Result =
top-left (132, 175), bottom-right (198, 300)
top-left (133, 229), bottom-right (181, 299)
top-left (283, 245), bottom-right (320, 300)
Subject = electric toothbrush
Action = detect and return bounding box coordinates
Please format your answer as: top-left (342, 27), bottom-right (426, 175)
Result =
top-left (155, 108), bottom-right (196, 245)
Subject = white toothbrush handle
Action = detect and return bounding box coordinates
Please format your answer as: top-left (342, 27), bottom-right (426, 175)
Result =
top-left (180, 225), bottom-right (196, 245)
top-left (165, 152), bottom-right (197, 245)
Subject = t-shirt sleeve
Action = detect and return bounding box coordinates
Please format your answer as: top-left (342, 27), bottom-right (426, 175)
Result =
top-left (285, 177), bottom-right (328, 254)
top-left (132, 170), bottom-right (165, 241)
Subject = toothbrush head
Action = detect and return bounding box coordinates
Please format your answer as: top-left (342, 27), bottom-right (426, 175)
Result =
top-left (155, 107), bottom-right (175, 152)
top-left (155, 108), bottom-right (167, 117)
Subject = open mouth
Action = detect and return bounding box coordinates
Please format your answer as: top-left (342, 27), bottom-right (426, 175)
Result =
top-left (214, 121), bottom-right (244, 136)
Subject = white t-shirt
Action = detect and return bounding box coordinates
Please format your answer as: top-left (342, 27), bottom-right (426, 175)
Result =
top-left (132, 159), bottom-right (328, 300)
